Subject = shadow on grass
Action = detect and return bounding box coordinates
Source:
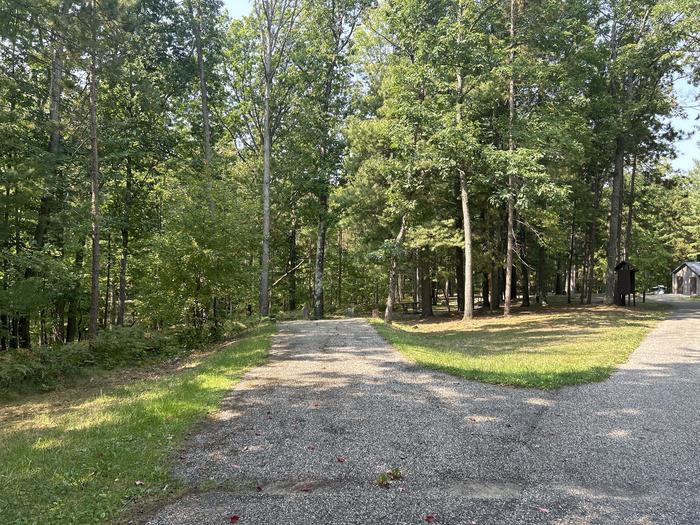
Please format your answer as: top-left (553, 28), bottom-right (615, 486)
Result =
top-left (0, 327), bottom-right (273, 524)
top-left (372, 303), bottom-right (670, 389)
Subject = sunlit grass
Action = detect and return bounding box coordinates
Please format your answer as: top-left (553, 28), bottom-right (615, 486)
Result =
top-left (372, 301), bottom-right (669, 389)
top-left (0, 325), bottom-right (274, 524)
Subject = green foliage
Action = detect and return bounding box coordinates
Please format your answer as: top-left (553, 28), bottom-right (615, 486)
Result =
top-left (1, 0), bottom-right (699, 359)
top-left (0, 326), bottom-right (175, 393)
top-left (376, 472), bottom-right (391, 487)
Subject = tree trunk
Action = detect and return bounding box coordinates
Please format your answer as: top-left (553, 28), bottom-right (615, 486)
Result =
top-left (337, 228), bottom-right (342, 308)
top-left (384, 216), bottom-right (407, 324)
top-left (313, 194), bottom-right (328, 318)
top-left (66, 243), bottom-right (85, 342)
top-left (604, 14), bottom-right (623, 305)
top-left (117, 157), bottom-right (131, 326)
top-left (623, 153), bottom-right (637, 260)
top-left (88, 17), bottom-right (100, 340)
top-left (566, 214), bottom-right (575, 303)
top-left (110, 277), bottom-right (117, 326)
top-left (504, 0), bottom-right (517, 317)
top-left (288, 221), bottom-right (297, 310)
top-left (1, 185), bottom-right (8, 351)
top-left (420, 251), bottom-right (433, 318)
top-left (582, 172), bottom-right (600, 304)
top-left (455, 247), bottom-right (465, 312)
top-left (453, 5), bottom-right (474, 319)
top-left (102, 233), bottom-right (111, 328)
top-left (520, 228), bottom-right (530, 307)
top-left (459, 170), bottom-right (474, 320)
top-left (482, 272), bottom-right (490, 309)
top-left (187, 0), bottom-right (212, 166)
top-left (604, 136), bottom-right (624, 304)
top-left (555, 259), bottom-right (563, 295)
top-left (259, 56), bottom-right (272, 317)
top-left (536, 244), bottom-right (547, 305)
top-left (413, 265), bottom-right (419, 306)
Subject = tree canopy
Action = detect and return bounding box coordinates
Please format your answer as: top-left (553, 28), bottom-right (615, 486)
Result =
top-left (1, 0), bottom-right (699, 348)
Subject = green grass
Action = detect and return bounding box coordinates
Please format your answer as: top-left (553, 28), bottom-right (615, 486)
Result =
top-left (373, 302), bottom-right (669, 389)
top-left (0, 324), bottom-right (274, 524)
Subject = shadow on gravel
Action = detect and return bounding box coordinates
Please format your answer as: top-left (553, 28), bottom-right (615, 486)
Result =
top-left (143, 316), bottom-right (699, 525)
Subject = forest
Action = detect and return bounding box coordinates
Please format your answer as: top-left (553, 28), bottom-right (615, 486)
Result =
top-left (1, 0), bottom-right (699, 351)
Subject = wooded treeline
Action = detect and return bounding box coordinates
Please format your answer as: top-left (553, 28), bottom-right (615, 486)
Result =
top-left (1, 0), bottom-right (699, 348)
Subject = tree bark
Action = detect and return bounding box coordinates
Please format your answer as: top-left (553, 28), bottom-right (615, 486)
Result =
top-left (459, 170), bottom-right (473, 320)
top-left (504, 0), bottom-right (517, 317)
top-left (455, 2), bottom-right (473, 320)
top-left (604, 14), bottom-right (623, 305)
top-left (519, 228), bottom-right (530, 307)
top-left (313, 193), bottom-right (328, 318)
top-left (337, 228), bottom-right (342, 308)
top-left (420, 250), bottom-right (433, 318)
top-left (255, 0), bottom-right (300, 316)
top-left (66, 243), bottom-right (85, 342)
top-left (623, 153), bottom-right (637, 260)
top-left (604, 136), bottom-right (624, 304)
top-left (536, 244), bottom-right (547, 305)
top-left (117, 157), bottom-right (131, 326)
top-left (103, 233), bottom-right (111, 328)
top-left (384, 216), bottom-right (407, 323)
top-left (187, 0), bottom-right (212, 166)
top-left (482, 272), bottom-right (490, 309)
top-left (259, 61), bottom-right (272, 316)
top-left (88, 9), bottom-right (100, 339)
top-left (566, 214), bottom-right (575, 303)
top-left (1, 186), bottom-right (9, 351)
top-left (288, 220), bottom-right (297, 310)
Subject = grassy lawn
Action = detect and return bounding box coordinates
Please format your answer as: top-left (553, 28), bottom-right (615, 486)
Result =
top-left (0, 324), bottom-right (274, 524)
top-left (372, 300), bottom-right (669, 389)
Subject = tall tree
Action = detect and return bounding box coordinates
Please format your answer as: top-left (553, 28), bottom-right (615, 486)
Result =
top-left (254, 0), bottom-right (300, 316)
top-left (88, 0), bottom-right (101, 339)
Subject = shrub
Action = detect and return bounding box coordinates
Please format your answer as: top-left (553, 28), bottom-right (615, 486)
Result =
top-left (0, 326), bottom-right (176, 394)
top-left (0, 319), bottom-right (264, 396)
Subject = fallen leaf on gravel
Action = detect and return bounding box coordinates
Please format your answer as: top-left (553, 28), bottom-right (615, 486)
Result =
top-left (468, 417), bottom-right (477, 422)
top-left (537, 507), bottom-right (550, 513)
top-left (295, 483), bottom-right (313, 493)
top-left (337, 456), bottom-right (347, 463)
top-left (232, 464), bottom-right (241, 469)
top-left (230, 515), bottom-right (240, 523)
top-left (307, 444), bottom-right (316, 451)
top-left (256, 485), bottom-right (263, 492)
top-left (424, 515), bottom-right (436, 523)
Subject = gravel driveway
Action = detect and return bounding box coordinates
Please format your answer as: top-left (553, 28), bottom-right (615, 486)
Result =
top-left (146, 298), bottom-right (699, 525)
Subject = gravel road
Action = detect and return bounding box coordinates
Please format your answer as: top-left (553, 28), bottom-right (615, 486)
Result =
top-left (145, 297), bottom-right (699, 525)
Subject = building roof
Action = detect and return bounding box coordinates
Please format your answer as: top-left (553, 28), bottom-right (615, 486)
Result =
top-left (672, 261), bottom-right (700, 276)
top-left (615, 260), bottom-right (637, 271)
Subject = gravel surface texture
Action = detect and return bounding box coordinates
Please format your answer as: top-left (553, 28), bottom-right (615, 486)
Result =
top-left (145, 297), bottom-right (699, 525)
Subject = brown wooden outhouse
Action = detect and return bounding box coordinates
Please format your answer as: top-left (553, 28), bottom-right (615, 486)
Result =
top-left (614, 260), bottom-right (637, 306)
